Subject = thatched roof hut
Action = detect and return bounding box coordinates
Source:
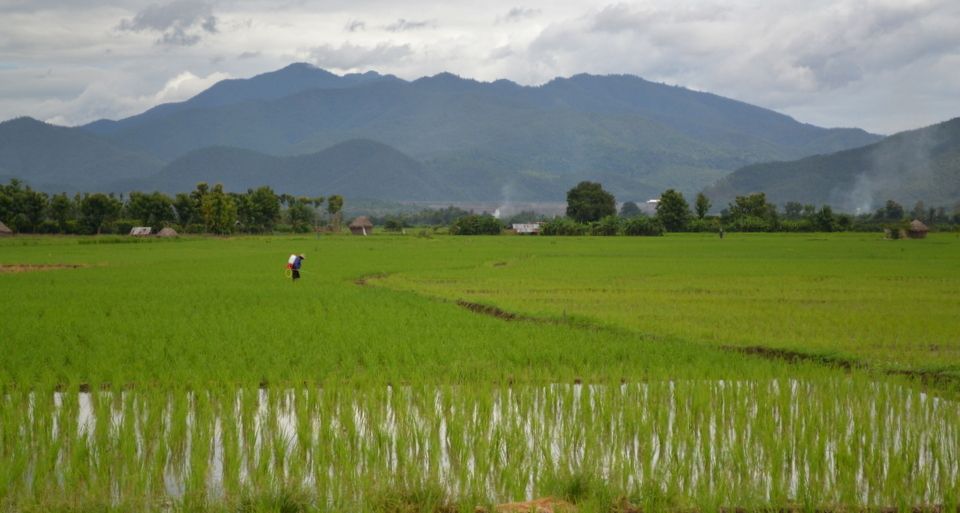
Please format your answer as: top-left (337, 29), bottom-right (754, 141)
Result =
top-left (0, 220), bottom-right (12, 236)
top-left (908, 219), bottom-right (929, 239)
top-left (349, 216), bottom-right (374, 236)
top-left (156, 227), bottom-right (179, 237)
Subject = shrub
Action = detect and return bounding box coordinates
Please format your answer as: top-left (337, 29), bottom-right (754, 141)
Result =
top-left (589, 215), bottom-right (622, 236)
top-left (451, 214), bottom-right (502, 235)
top-left (184, 223), bottom-right (207, 234)
top-left (687, 218), bottom-right (718, 233)
top-left (624, 216), bottom-right (664, 236)
top-left (63, 220), bottom-right (82, 235)
top-left (113, 219), bottom-right (140, 235)
top-left (779, 219), bottom-right (814, 232)
top-left (541, 217), bottom-right (588, 236)
top-left (730, 215), bottom-right (772, 232)
top-left (37, 220), bottom-right (60, 234)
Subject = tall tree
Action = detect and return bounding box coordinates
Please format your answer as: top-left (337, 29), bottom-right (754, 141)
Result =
top-left (288, 197), bottom-right (316, 233)
top-left (565, 181), bottom-right (615, 223)
top-left (80, 193), bottom-right (122, 234)
top-left (911, 200), bottom-right (926, 222)
top-left (201, 184), bottom-right (238, 234)
top-left (694, 193), bottom-right (711, 220)
top-left (48, 193), bottom-right (74, 231)
top-left (174, 193), bottom-right (199, 226)
top-left (783, 201), bottom-right (803, 220)
top-left (656, 189), bottom-right (692, 232)
top-left (326, 194), bottom-right (344, 231)
top-left (246, 186), bottom-right (281, 233)
top-left (619, 201), bottom-right (642, 219)
top-left (878, 200), bottom-right (904, 221)
top-left (126, 191), bottom-right (176, 228)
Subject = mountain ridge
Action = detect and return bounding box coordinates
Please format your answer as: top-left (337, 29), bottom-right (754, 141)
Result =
top-left (1, 64), bottom-right (887, 201)
top-left (704, 117), bottom-right (960, 210)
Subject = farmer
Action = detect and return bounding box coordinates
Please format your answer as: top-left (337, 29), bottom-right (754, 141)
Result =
top-left (287, 253), bottom-right (305, 281)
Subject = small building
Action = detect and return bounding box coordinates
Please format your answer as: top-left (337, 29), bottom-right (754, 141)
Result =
top-left (0, 220), bottom-right (12, 236)
top-left (512, 223), bottom-right (542, 235)
top-left (156, 227), bottom-right (179, 238)
top-left (349, 216), bottom-right (373, 236)
top-left (907, 219), bottom-right (929, 239)
top-left (129, 227), bottom-right (152, 236)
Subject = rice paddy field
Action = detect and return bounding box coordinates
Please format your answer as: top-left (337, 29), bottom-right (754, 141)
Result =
top-left (1, 232), bottom-right (959, 512)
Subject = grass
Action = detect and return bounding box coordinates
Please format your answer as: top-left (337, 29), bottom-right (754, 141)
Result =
top-left (1, 232), bottom-right (959, 511)
top-left (379, 232), bottom-right (960, 377)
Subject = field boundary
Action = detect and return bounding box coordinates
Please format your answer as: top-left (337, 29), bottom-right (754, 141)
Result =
top-left (356, 272), bottom-right (960, 395)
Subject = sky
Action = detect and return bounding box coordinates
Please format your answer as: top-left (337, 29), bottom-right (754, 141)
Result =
top-left (1, 0), bottom-right (959, 135)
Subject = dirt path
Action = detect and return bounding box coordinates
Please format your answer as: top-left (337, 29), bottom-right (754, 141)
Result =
top-left (0, 263), bottom-right (86, 273)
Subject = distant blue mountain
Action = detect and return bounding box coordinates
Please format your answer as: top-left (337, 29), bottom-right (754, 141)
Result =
top-left (84, 63), bottom-right (398, 135)
top-left (2, 64), bottom-right (885, 201)
top-left (0, 117), bottom-right (162, 192)
top-left (704, 117), bottom-right (960, 210)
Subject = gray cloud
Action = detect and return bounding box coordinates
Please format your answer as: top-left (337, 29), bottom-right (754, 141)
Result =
top-left (498, 7), bottom-right (541, 23)
top-left (118, 0), bottom-right (218, 46)
top-left (384, 19), bottom-right (436, 32)
top-left (346, 20), bottom-right (365, 32)
top-left (1, 0), bottom-right (959, 133)
top-left (309, 42), bottom-right (412, 70)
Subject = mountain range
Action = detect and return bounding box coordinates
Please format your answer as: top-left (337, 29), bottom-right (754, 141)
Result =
top-left (0, 62), bottom-right (924, 205)
top-left (705, 117), bottom-right (960, 211)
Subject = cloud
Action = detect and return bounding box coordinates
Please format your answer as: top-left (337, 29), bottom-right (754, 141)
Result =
top-left (384, 19), bottom-right (436, 32)
top-left (153, 71), bottom-right (230, 103)
top-left (309, 42), bottom-right (413, 70)
top-left (346, 20), bottom-right (366, 32)
top-left (118, 0), bottom-right (219, 46)
top-left (498, 7), bottom-right (541, 23)
top-left (2, 0), bottom-right (960, 133)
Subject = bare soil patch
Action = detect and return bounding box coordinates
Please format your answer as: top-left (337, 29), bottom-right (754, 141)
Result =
top-left (492, 497), bottom-right (575, 513)
top-left (456, 299), bottom-right (518, 321)
top-left (0, 263), bottom-right (86, 273)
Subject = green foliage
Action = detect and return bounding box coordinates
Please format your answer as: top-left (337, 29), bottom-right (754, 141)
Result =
top-left (623, 216), bottom-right (665, 236)
top-left (541, 217), bottom-right (588, 235)
top-left (327, 195), bottom-right (344, 231)
top-left (451, 214), bottom-right (502, 235)
top-left (201, 184), bottom-right (238, 234)
top-left (655, 189), bottom-right (691, 232)
top-left (79, 193), bottom-right (123, 234)
top-left (0, 179), bottom-right (48, 233)
top-left (725, 193), bottom-right (778, 231)
top-left (877, 200), bottom-right (905, 221)
top-left (813, 205), bottom-right (836, 232)
top-left (566, 181), bottom-right (616, 223)
top-left (618, 201), bottom-right (642, 219)
top-left (238, 186), bottom-right (281, 233)
top-left (112, 219), bottom-right (140, 235)
top-left (125, 191), bottom-right (176, 229)
top-left (286, 198), bottom-right (316, 233)
top-left (589, 215), bottom-right (622, 236)
top-left (694, 192), bottom-right (711, 219)
top-left (686, 218), bottom-right (717, 233)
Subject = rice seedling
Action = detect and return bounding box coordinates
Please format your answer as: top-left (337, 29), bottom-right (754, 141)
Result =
top-left (1, 233), bottom-right (958, 511)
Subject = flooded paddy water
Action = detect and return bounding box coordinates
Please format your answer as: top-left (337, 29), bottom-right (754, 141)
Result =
top-left (3, 378), bottom-right (958, 509)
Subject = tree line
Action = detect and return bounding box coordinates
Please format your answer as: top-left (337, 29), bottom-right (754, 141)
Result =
top-left (450, 181), bottom-right (960, 236)
top-left (0, 180), bottom-right (344, 235)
